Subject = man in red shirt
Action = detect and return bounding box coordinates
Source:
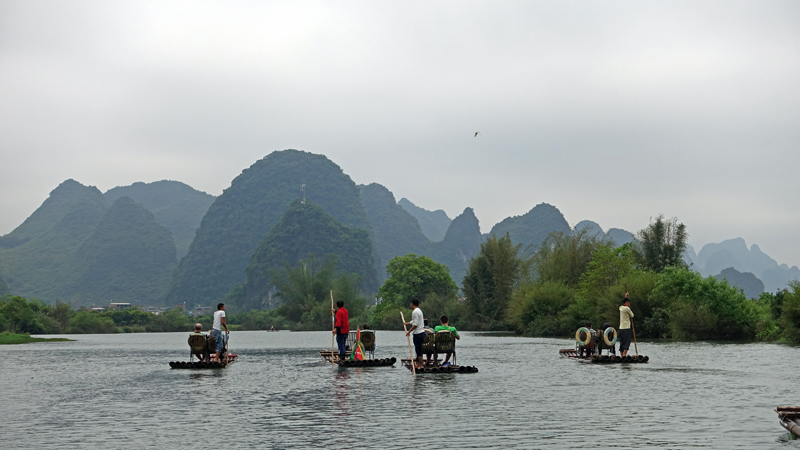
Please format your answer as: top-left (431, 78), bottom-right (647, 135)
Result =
top-left (333, 300), bottom-right (349, 361)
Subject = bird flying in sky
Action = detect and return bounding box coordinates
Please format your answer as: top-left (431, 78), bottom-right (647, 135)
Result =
top-left (474, 132), bottom-right (481, 137)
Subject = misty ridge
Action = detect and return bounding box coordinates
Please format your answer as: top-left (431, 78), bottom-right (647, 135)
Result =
top-left (0, 149), bottom-right (797, 308)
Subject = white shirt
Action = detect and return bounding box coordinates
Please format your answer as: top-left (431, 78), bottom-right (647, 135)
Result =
top-left (213, 310), bottom-right (226, 331)
top-left (619, 305), bottom-right (633, 330)
top-left (410, 307), bottom-right (425, 334)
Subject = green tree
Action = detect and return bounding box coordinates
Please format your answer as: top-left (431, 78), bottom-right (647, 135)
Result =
top-left (272, 256), bottom-right (337, 327)
top-left (506, 281), bottom-right (576, 336)
top-left (0, 296), bottom-right (40, 333)
top-left (650, 267), bottom-right (770, 340)
top-left (635, 215), bottom-right (688, 272)
top-left (68, 310), bottom-right (117, 334)
top-left (373, 254), bottom-right (457, 328)
top-left (461, 233), bottom-right (523, 330)
top-left (577, 244), bottom-right (638, 301)
top-left (779, 281), bottom-right (800, 343)
top-left (530, 227), bottom-right (612, 286)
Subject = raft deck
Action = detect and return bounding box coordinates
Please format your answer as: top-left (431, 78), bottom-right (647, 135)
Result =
top-left (170, 354), bottom-right (238, 369)
top-left (559, 349), bottom-right (649, 364)
top-left (400, 358), bottom-right (478, 373)
top-left (319, 351), bottom-right (396, 367)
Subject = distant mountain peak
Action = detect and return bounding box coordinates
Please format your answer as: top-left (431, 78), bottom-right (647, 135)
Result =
top-left (488, 202), bottom-right (570, 251)
top-left (397, 198), bottom-right (451, 242)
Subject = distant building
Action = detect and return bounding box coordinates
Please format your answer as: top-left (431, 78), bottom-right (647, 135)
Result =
top-left (193, 306), bottom-right (211, 317)
top-left (90, 307), bottom-right (106, 313)
top-left (108, 302), bottom-right (133, 311)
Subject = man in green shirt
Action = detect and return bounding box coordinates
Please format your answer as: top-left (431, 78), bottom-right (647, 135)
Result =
top-left (434, 315), bottom-right (460, 367)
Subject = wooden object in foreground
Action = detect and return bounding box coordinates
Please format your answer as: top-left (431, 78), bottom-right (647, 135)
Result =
top-left (777, 407), bottom-right (800, 438)
top-left (400, 311), bottom-right (416, 376)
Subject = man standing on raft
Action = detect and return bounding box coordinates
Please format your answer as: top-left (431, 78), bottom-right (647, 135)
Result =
top-left (212, 303), bottom-right (229, 361)
top-left (404, 298), bottom-right (425, 369)
top-left (334, 300), bottom-right (349, 361)
top-left (618, 293), bottom-right (634, 357)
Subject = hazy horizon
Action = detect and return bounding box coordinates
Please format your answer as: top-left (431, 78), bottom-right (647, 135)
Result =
top-left (2, 1), bottom-right (799, 266)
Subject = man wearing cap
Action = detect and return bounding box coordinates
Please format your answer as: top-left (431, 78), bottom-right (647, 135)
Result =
top-left (189, 323), bottom-right (207, 361)
top-left (619, 292), bottom-right (634, 357)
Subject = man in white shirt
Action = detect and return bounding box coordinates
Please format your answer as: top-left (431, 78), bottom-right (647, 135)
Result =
top-left (404, 298), bottom-right (426, 369)
top-left (212, 303), bottom-right (229, 361)
top-left (618, 293), bottom-right (634, 357)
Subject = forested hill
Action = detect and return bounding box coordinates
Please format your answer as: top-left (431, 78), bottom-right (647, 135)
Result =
top-left (0, 274), bottom-right (10, 296)
top-left (0, 179), bottom-right (109, 301)
top-left (166, 150), bottom-right (371, 306)
top-left (361, 183), bottom-right (481, 283)
top-left (67, 196), bottom-right (177, 304)
top-left (488, 203), bottom-right (571, 251)
top-left (429, 207), bottom-right (483, 282)
top-left (241, 200), bottom-right (377, 310)
top-left (397, 198), bottom-right (451, 242)
top-left (360, 184), bottom-right (430, 280)
top-left (104, 180), bottom-right (215, 258)
top-left (0, 180), bottom-right (178, 305)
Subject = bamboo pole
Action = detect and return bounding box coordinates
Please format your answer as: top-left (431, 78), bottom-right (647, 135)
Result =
top-left (401, 311), bottom-right (416, 376)
top-left (330, 290), bottom-right (336, 367)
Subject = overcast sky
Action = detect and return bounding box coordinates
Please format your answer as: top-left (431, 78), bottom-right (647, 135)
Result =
top-left (1, 1), bottom-right (799, 265)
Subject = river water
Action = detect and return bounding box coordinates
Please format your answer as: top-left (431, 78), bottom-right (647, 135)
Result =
top-left (1, 331), bottom-right (798, 449)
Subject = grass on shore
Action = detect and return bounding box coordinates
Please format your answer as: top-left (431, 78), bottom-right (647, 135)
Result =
top-left (0, 333), bottom-right (75, 345)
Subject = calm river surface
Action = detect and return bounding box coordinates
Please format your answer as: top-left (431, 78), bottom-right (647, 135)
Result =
top-left (1, 331), bottom-right (798, 449)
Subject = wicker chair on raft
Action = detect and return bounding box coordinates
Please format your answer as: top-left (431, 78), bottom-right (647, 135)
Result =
top-left (421, 330), bottom-right (456, 365)
top-left (344, 330), bottom-right (377, 359)
top-left (188, 333), bottom-right (226, 362)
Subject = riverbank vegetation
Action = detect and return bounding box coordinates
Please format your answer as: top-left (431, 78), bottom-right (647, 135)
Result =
top-left (0, 332), bottom-right (73, 345)
top-left (3, 214), bottom-right (800, 342)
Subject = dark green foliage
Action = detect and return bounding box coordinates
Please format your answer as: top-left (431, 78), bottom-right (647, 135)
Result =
top-left (714, 267), bottom-right (765, 299)
top-left (360, 184), bottom-right (430, 283)
top-left (0, 180), bottom-right (109, 301)
top-left (167, 150), bottom-right (371, 306)
top-left (650, 267), bottom-right (772, 340)
top-left (68, 311), bottom-right (118, 334)
top-left (778, 282), bottom-right (800, 342)
top-left (397, 198), bottom-right (451, 242)
top-left (635, 214), bottom-right (688, 272)
top-left (373, 254), bottom-right (458, 328)
top-left (67, 197), bottom-right (177, 305)
top-left (462, 233), bottom-right (523, 330)
top-left (577, 244), bottom-right (638, 301)
top-left (507, 281), bottom-right (576, 336)
top-left (266, 256), bottom-right (368, 330)
top-left (530, 227), bottom-right (613, 287)
top-left (242, 200), bottom-right (377, 310)
top-left (0, 296), bottom-right (40, 334)
top-left (488, 203), bottom-right (571, 252)
top-left (104, 180), bottom-right (215, 258)
top-left (429, 207), bottom-right (483, 283)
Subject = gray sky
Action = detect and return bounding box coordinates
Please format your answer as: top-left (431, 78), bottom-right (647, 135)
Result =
top-left (2, 1), bottom-right (799, 265)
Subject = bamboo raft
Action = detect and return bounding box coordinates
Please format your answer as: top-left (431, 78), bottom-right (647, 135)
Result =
top-left (777, 407), bottom-right (800, 438)
top-left (559, 348), bottom-right (649, 363)
top-left (169, 354), bottom-right (238, 369)
top-left (400, 358), bottom-right (478, 373)
top-left (319, 351), bottom-right (396, 367)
